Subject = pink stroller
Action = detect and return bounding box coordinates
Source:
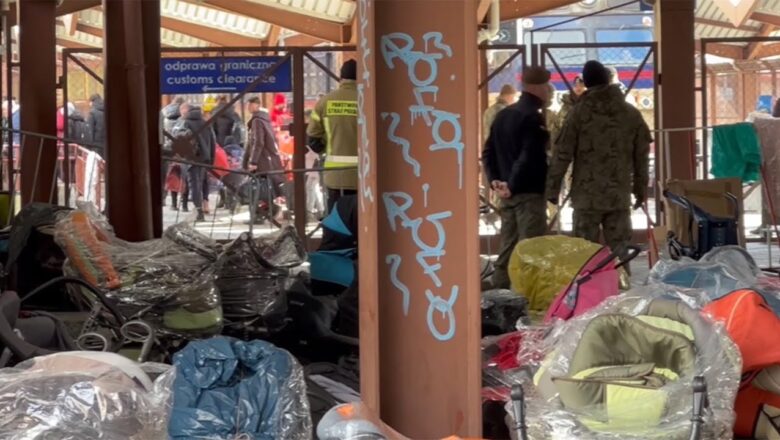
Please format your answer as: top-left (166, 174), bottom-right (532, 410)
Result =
top-left (544, 245), bottom-right (639, 323)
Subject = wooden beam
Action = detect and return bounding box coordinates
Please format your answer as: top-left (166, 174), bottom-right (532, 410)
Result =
top-left (183, 0), bottom-right (351, 43)
top-left (57, 38), bottom-right (97, 49)
top-left (160, 16), bottom-right (261, 47)
top-left (76, 22), bottom-right (103, 39)
top-left (698, 40), bottom-right (745, 59)
top-left (712, 0), bottom-right (760, 28)
top-left (751, 12), bottom-right (780, 27)
top-left (64, 14), bottom-right (78, 36)
top-left (694, 17), bottom-right (761, 33)
top-left (745, 24), bottom-right (777, 59)
top-left (264, 24), bottom-right (281, 47)
top-left (477, 0), bottom-right (492, 24)
top-left (282, 33), bottom-right (326, 47)
top-left (753, 42), bottom-right (780, 59)
top-left (500, 0), bottom-right (580, 21)
top-left (8, 0), bottom-right (101, 28)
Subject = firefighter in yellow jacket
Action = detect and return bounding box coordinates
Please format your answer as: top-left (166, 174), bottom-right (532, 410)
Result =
top-left (307, 59), bottom-right (358, 213)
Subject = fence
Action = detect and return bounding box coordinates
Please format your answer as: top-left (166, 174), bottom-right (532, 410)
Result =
top-left (699, 37), bottom-right (780, 177)
top-left (0, 126), bottom-right (360, 243)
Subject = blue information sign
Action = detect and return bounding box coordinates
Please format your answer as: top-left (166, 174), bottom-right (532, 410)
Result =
top-left (161, 56), bottom-right (292, 95)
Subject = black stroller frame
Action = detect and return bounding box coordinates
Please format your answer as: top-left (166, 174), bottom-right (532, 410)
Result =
top-left (664, 189), bottom-right (740, 261)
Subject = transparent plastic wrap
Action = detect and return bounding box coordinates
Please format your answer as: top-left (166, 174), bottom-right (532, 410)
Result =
top-left (163, 222), bottom-right (222, 261)
top-left (54, 209), bottom-right (223, 336)
top-left (317, 402), bottom-right (480, 440)
top-left (648, 245), bottom-right (759, 301)
top-left (216, 228), bottom-right (306, 324)
top-left (317, 403), bottom-right (405, 439)
top-left (169, 337), bottom-right (312, 440)
top-left (481, 289), bottom-right (530, 336)
top-left (482, 326), bottom-right (548, 403)
top-left (507, 236), bottom-right (604, 312)
top-left (521, 285), bottom-right (742, 440)
top-left (0, 352), bottom-right (174, 440)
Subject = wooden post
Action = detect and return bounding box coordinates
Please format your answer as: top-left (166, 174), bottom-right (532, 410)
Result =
top-left (358, 0), bottom-right (481, 437)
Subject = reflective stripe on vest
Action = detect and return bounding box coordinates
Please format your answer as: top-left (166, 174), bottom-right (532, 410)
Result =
top-left (325, 155), bottom-right (359, 166)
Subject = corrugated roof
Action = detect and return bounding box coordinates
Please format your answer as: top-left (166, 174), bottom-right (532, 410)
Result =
top-left (262, 0), bottom-right (355, 23)
top-left (77, 8), bottom-right (211, 48)
top-left (162, 0), bottom-right (271, 39)
top-left (696, 0), bottom-right (762, 42)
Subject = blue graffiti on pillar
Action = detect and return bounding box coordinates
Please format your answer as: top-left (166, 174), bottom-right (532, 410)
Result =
top-left (379, 31), bottom-right (464, 189)
top-left (383, 192), bottom-right (451, 288)
top-left (422, 183), bottom-right (430, 207)
top-left (386, 254), bottom-right (411, 316)
top-left (429, 110), bottom-right (465, 189)
top-left (381, 112), bottom-right (420, 177)
top-left (426, 286), bottom-right (459, 342)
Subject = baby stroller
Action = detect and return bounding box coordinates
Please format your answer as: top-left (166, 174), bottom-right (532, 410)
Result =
top-left (53, 210), bottom-right (224, 361)
top-left (664, 190), bottom-right (740, 260)
top-left (508, 236), bottom-right (637, 317)
top-left (524, 294), bottom-right (741, 439)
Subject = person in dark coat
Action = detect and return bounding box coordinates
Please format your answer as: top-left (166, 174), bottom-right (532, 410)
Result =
top-left (482, 66), bottom-right (552, 289)
top-left (773, 98), bottom-right (780, 118)
top-left (87, 94), bottom-right (105, 146)
top-left (179, 104), bottom-right (216, 221)
top-left (161, 97), bottom-right (185, 209)
top-left (212, 96), bottom-right (244, 147)
top-left (245, 96), bottom-right (285, 195)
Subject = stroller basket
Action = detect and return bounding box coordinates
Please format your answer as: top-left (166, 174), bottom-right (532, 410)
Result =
top-left (664, 190), bottom-right (739, 260)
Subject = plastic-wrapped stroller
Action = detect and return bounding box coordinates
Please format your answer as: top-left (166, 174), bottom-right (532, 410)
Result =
top-left (523, 291), bottom-right (741, 439)
top-left (53, 208), bottom-right (224, 360)
top-left (648, 245), bottom-right (760, 301)
top-left (664, 190), bottom-right (740, 260)
top-left (215, 227), bottom-right (306, 335)
top-left (507, 236), bottom-right (637, 318)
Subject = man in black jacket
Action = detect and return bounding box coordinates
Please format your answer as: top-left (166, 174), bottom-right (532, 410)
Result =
top-left (482, 66), bottom-right (552, 289)
top-left (87, 94), bottom-right (105, 146)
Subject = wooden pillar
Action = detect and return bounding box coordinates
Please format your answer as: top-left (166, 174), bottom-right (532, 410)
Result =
top-left (656, 0), bottom-right (696, 180)
top-left (103, 0), bottom-right (158, 240)
top-left (142, 0), bottom-right (162, 237)
top-left (357, 0), bottom-right (481, 437)
top-left (19, 0), bottom-right (57, 204)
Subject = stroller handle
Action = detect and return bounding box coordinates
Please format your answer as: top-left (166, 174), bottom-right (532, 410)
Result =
top-left (19, 277), bottom-right (126, 326)
top-left (587, 245), bottom-right (642, 277)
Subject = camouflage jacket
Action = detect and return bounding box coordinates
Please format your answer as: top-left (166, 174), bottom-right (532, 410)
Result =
top-left (546, 84), bottom-right (652, 211)
top-left (483, 98), bottom-right (511, 143)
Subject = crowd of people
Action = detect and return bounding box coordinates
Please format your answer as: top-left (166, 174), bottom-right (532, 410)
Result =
top-left (159, 58), bottom-right (359, 224)
top-left (483, 60), bottom-right (652, 289)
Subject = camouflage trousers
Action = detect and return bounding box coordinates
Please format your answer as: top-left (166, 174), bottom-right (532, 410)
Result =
top-left (573, 209), bottom-right (633, 273)
top-left (492, 193), bottom-right (547, 289)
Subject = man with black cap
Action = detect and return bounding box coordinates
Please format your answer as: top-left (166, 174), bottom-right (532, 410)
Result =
top-left (546, 60), bottom-right (651, 272)
top-left (307, 59), bottom-right (358, 213)
top-left (482, 66), bottom-right (552, 289)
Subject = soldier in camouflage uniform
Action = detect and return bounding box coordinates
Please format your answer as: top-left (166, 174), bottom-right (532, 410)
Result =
top-left (546, 61), bottom-right (651, 272)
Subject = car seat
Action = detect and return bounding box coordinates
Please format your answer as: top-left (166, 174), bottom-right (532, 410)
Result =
top-left (527, 296), bottom-right (741, 439)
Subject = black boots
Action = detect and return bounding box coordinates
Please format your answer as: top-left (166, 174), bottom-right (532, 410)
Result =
top-left (195, 209), bottom-right (205, 222)
top-left (170, 192), bottom-right (179, 211)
